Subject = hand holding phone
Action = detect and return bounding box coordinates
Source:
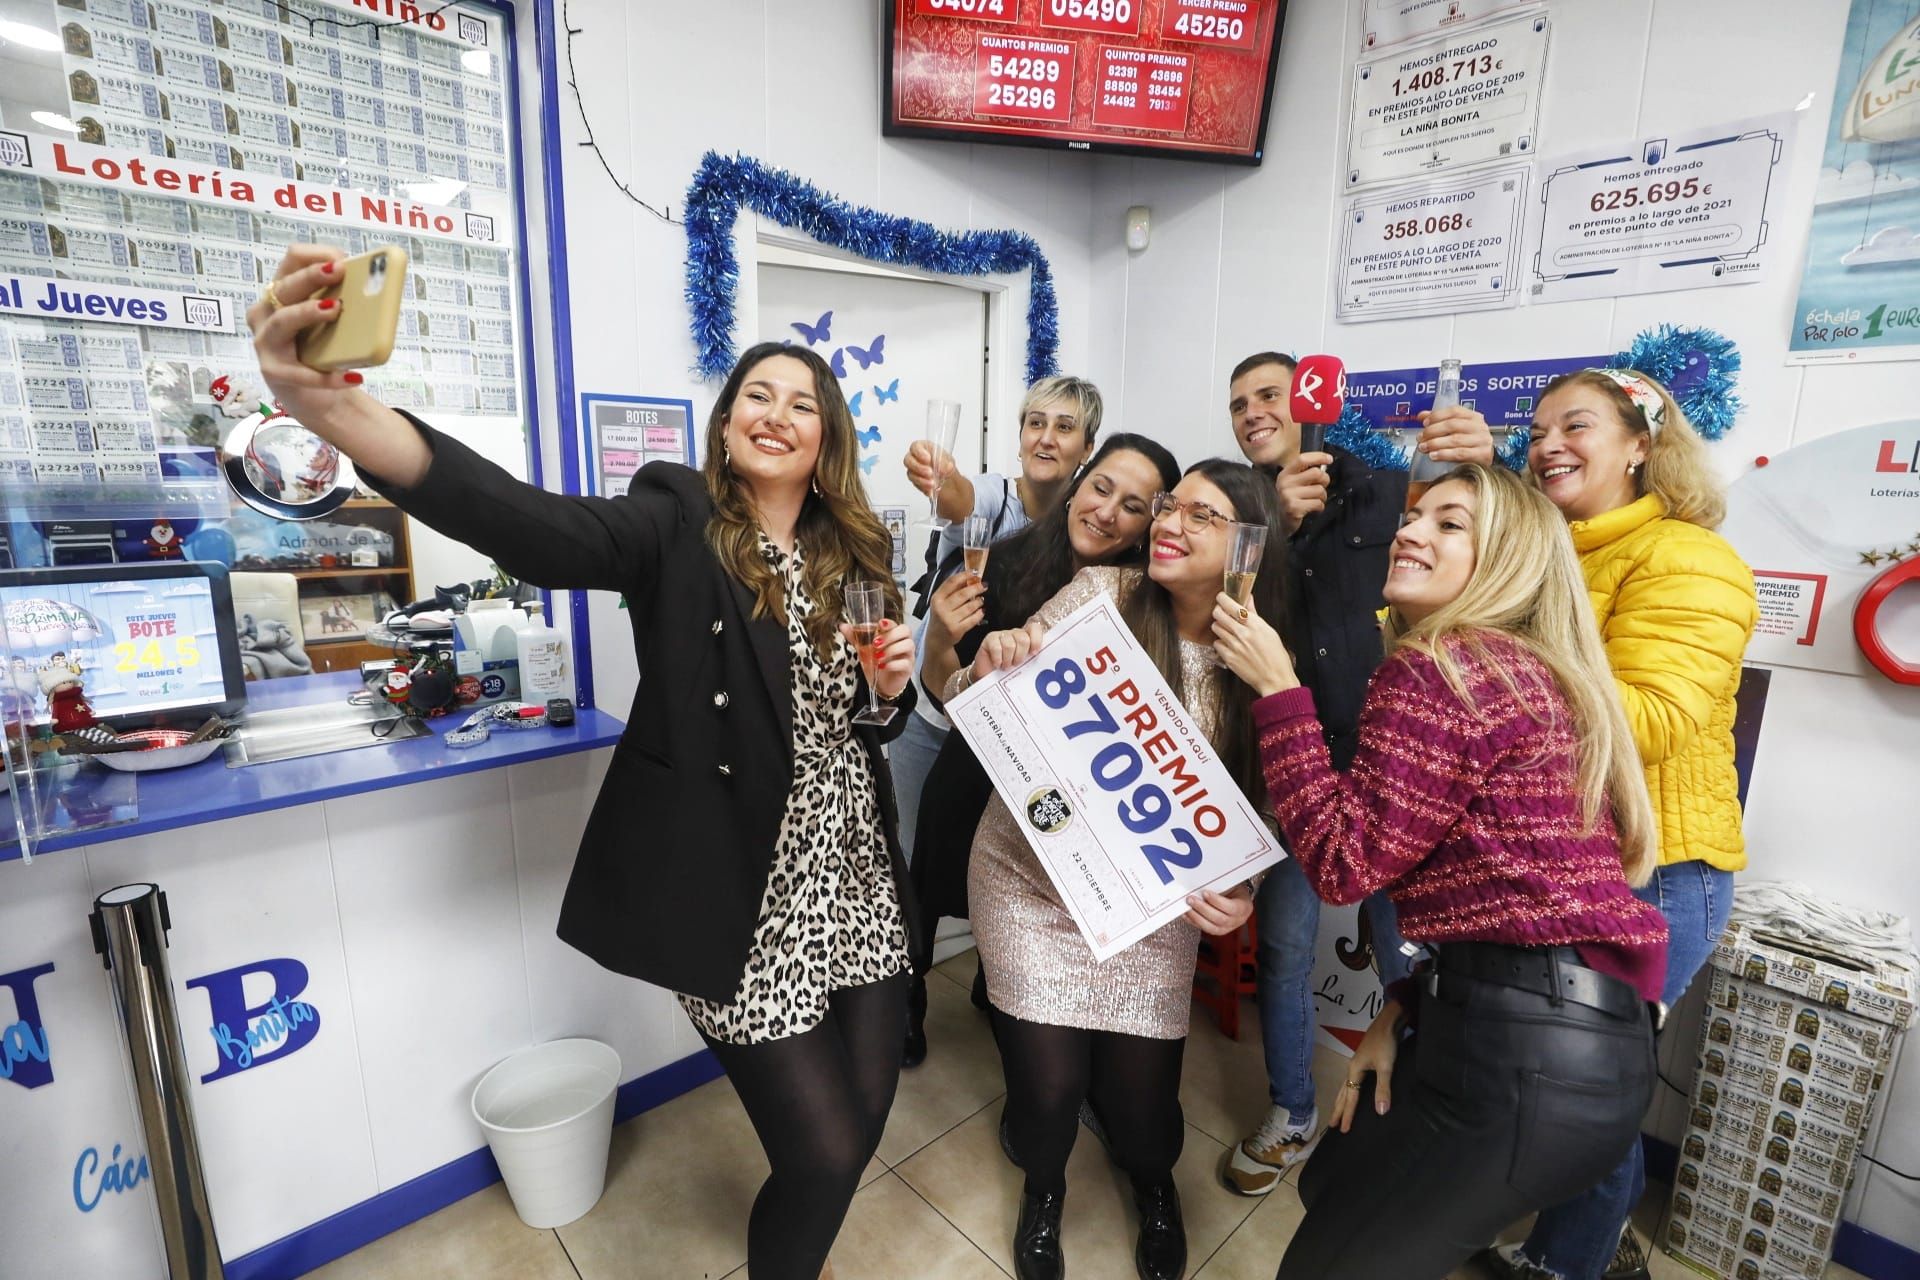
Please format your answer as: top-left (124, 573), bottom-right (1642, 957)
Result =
top-left (296, 246), bottom-right (409, 372)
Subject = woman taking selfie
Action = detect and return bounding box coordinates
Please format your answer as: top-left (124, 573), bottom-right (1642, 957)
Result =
top-left (904, 432), bottom-right (1179, 1064)
top-left (1488, 370), bottom-right (1757, 1280)
top-left (251, 246), bottom-right (918, 1280)
top-left (1209, 464), bottom-right (1669, 1280)
top-left (959, 460), bottom-right (1286, 1280)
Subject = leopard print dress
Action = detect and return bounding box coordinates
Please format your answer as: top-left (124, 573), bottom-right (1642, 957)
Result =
top-left (678, 536), bottom-right (910, 1045)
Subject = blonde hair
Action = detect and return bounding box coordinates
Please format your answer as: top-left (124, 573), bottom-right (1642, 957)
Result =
top-left (1021, 375), bottom-right (1104, 446)
top-left (1542, 369), bottom-right (1727, 529)
top-left (1384, 465), bottom-right (1658, 884)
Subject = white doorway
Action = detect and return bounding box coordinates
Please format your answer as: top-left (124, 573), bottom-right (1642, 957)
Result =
top-left (756, 261), bottom-right (990, 601)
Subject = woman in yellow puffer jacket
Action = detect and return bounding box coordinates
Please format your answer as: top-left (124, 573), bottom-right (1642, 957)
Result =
top-left (1486, 368), bottom-right (1757, 1280)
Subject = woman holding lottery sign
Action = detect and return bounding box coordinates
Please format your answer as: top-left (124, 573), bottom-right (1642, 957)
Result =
top-left (953, 459), bottom-right (1287, 1280)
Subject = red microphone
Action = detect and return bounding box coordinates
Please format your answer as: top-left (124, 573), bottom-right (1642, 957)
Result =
top-left (1289, 355), bottom-right (1346, 457)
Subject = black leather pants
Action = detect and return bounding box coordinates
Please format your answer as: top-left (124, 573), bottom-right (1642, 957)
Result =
top-left (1276, 951), bottom-right (1655, 1280)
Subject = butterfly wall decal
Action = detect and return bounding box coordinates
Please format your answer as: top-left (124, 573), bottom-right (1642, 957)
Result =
top-left (857, 424), bottom-right (883, 448)
top-left (873, 378), bottom-right (899, 404)
top-left (846, 336), bottom-right (886, 370)
top-left (857, 455), bottom-right (878, 474)
top-left (790, 310), bottom-right (832, 345)
top-left (848, 390), bottom-right (864, 418)
top-left (830, 348), bottom-right (847, 379)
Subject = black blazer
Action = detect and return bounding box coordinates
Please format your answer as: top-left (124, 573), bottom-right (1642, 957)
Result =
top-left (376, 415), bottom-right (921, 1001)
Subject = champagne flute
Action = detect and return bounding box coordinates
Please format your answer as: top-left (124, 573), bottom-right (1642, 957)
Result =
top-left (1221, 521), bottom-right (1266, 668)
top-left (1225, 521), bottom-right (1266, 609)
top-left (961, 514), bottom-right (993, 585)
top-left (845, 580), bottom-right (899, 727)
top-left (923, 399), bottom-right (962, 528)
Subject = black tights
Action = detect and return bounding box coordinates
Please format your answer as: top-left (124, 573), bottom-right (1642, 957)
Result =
top-left (700, 971), bottom-right (909, 1279)
top-left (993, 1009), bottom-right (1187, 1195)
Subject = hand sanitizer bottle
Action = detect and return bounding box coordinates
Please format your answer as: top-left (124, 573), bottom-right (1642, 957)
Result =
top-left (516, 615), bottom-right (571, 701)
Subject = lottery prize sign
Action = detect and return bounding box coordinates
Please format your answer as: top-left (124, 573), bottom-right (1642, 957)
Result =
top-left (1346, 9), bottom-right (1550, 188)
top-left (947, 592), bottom-right (1284, 962)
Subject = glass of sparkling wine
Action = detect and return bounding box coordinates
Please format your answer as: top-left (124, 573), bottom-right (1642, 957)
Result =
top-left (961, 515), bottom-right (993, 585)
top-left (1225, 521), bottom-right (1266, 610)
top-left (845, 580), bottom-right (898, 727)
top-left (924, 399), bottom-right (962, 528)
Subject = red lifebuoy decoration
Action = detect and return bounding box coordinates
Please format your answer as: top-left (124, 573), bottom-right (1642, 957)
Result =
top-left (1853, 556), bottom-right (1920, 685)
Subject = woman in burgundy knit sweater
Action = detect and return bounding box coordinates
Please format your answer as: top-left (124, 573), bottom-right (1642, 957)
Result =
top-left (1210, 464), bottom-right (1669, 1280)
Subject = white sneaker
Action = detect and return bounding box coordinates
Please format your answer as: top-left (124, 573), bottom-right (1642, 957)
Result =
top-left (1221, 1105), bottom-right (1319, 1196)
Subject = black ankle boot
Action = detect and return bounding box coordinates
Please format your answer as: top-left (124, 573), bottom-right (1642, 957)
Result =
top-left (1132, 1178), bottom-right (1186, 1280)
top-left (1013, 1185), bottom-right (1065, 1280)
top-left (902, 973), bottom-right (928, 1068)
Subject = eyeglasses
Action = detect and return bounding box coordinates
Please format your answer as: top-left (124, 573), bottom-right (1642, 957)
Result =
top-left (1151, 492), bottom-right (1230, 531)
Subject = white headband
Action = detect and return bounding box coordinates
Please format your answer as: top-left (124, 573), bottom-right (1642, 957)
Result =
top-left (1591, 368), bottom-right (1666, 434)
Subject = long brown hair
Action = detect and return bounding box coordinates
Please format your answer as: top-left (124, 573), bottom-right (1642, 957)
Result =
top-left (699, 342), bottom-right (901, 655)
top-left (1383, 465), bottom-right (1657, 883)
top-left (1119, 459), bottom-right (1288, 804)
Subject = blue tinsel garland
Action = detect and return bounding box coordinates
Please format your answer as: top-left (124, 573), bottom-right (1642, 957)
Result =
top-left (1608, 324), bottom-right (1741, 443)
top-left (1331, 325), bottom-right (1742, 474)
top-left (683, 152), bottom-right (1060, 384)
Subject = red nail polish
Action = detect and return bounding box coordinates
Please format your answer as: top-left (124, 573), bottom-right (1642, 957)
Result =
top-left (343, 371), bottom-right (364, 385)
top-left (318, 298), bottom-right (337, 310)
top-left (321, 261), bottom-right (335, 275)
top-left (880, 619), bottom-right (892, 629)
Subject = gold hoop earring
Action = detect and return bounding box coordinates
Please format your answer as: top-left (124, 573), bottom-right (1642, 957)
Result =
top-left (724, 444), bottom-right (733, 469)
top-left (811, 474), bottom-right (822, 498)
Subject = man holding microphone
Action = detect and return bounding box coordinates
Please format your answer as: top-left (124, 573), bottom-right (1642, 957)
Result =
top-left (1219, 350), bottom-right (1496, 1196)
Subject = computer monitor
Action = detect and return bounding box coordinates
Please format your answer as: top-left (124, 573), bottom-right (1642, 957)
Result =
top-left (0, 560), bottom-right (247, 731)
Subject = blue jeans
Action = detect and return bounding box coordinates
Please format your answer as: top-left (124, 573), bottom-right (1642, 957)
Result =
top-left (1520, 860), bottom-right (1735, 1280)
top-left (889, 711), bottom-right (947, 869)
top-left (1255, 859), bottom-right (1413, 1124)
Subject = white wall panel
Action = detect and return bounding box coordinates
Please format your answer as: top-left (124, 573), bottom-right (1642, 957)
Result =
top-left (0, 847), bottom-right (166, 1279)
top-left (324, 775), bottom-right (534, 1188)
top-left (82, 807), bottom-right (379, 1258)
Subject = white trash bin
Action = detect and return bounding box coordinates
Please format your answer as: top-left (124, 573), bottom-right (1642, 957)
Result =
top-left (471, 1038), bottom-right (622, 1229)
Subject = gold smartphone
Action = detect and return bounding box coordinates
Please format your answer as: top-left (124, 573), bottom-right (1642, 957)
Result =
top-left (296, 246), bottom-right (409, 371)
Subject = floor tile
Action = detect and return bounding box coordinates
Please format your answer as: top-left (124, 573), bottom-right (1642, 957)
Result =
top-left (879, 970), bottom-right (1009, 1166)
top-left (897, 1103), bottom-right (1257, 1276)
top-left (933, 947), bottom-right (980, 993)
top-left (302, 1183), bottom-right (576, 1280)
top-left (1191, 1179), bottom-right (1306, 1278)
top-left (1179, 999), bottom-right (1273, 1150)
top-left (829, 1172), bottom-right (1009, 1279)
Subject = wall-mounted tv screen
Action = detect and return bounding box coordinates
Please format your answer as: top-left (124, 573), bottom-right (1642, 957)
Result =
top-left (884, 0), bottom-right (1289, 165)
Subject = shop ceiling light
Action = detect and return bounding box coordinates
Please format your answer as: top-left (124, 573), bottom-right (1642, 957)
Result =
top-left (30, 111), bottom-right (81, 134)
top-left (0, 19), bottom-right (61, 51)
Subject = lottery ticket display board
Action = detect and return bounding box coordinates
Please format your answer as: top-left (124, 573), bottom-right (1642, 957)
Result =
top-left (884, 0), bottom-right (1290, 164)
top-left (0, 0), bottom-right (526, 518)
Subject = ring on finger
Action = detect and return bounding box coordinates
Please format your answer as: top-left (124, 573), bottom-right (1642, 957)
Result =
top-left (1238, 606), bottom-right (1249, 622)
top-left (263, 279), bottom-right (286, 311)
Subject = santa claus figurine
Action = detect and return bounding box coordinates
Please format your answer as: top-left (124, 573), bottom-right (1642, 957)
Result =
top-left (38, 654), bottom-right (98, 734)
top-left (144, 520), bottom-right (183, 559)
